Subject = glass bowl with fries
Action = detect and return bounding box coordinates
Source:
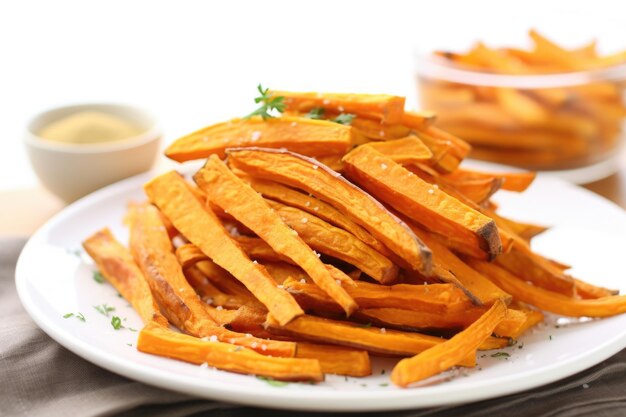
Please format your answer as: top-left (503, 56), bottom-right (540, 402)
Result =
top-left (416, 30), bottom-right (626, 183)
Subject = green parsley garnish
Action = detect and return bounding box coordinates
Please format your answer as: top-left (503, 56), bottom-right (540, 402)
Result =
top-left (305, 107), bottom-right (326, 120)
top-left (491, 352), bottom-right (510, 358)
top-left (245, 84), bottom-right (285, 120)
top-left (92, 271), bottom-right (105, 284)
top-left (305, 106), bottom-right (355, 125)
top-left (93, 304), bottom-right (115, 317)
top-left (379, 383), bottom-right (389, 387)
top-left (111, 316), bottom-right (123, 330)
top-left (64, 312), bottom-right (86, 322)
top-left (256, 376), bottom-right (289, 387)
top-left (333, 113), bottom-right (355, 125)
top-left (358, 322), bottom-right (372, 328)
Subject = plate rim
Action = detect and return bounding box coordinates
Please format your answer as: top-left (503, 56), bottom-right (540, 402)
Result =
top-left (15, 165), bottom-right (626, 412)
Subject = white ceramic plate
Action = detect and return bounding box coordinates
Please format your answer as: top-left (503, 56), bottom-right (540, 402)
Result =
top-left (15, 165), bottom-right (626, 412)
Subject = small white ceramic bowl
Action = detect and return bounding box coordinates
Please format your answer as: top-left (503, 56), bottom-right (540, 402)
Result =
top-left (25, 103), bottom-right (161, 202)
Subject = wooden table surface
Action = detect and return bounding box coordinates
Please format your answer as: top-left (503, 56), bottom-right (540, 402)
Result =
top-left (1, 159), bottom-right (625, 237)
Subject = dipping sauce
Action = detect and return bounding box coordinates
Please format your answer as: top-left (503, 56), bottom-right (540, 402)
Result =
top-left (38, 110), bottom-right (143, 144)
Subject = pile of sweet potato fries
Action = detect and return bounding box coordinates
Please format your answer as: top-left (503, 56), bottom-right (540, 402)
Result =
top-left (421, 30), bottom-right (626, 170)
top-left (83, 90), bottom-right (626, 387)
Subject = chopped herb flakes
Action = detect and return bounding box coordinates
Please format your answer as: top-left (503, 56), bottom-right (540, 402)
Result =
top-left (305, 107), bottom-right (325, 120)
top-left (491, 352), bottom-right (510, 358)
top-left (92, 271), bottom-right (105, 284)
top-left (256, 376), bottom-right (289, 387)
top-left (111, 316), bottom-right (123, 330)
top-left (93, 304), bottom-right (115, 317)
top-left (359, 322), bottom-right (372, 328)
top-left (304, 106), bottom-right (355, 125)
top-left (333, 113), bottom-right (355, 125)
top-left (63, 312), bottom-right (86, 322)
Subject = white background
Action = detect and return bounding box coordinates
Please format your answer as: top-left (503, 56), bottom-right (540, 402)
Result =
top-left (1, 0), bottom-right (625, 190)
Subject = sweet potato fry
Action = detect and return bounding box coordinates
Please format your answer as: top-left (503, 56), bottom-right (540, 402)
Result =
top-left (284, 278), bottom-right (470, 314)
top-left (264, 314), bottom-right (474, 366)
top-left (358, 305), bottom-right (525, 338)
top-left (144, 171), bottom-right (304, 326)
top-left (469, 260), bottom-right (626, 318)
top-left (480, 336), bottom-right (511, 350)
top-left (268, 200), bottom-right (398, 283)
top-left (315, 154), bottom-right (346, 172)
top-left (176, 242), bottom-right (265, 305)
top-left (233, 236), bottom-right (294, 264)
top-left (193, 260), bottom-right (264, 308)
top-left (272, 90), bottom-right (406, 124)
top-left (497, 219), bottom-right (549, 242)
top-left (165, 116), bottom-right (354, 162)
top-left (296, 343), bottom-right (371, 377)
top-left (364, 136), bottom-right (434, 165)
top-left (422, 126), bottom-right (471, 160)
top-left (495, 239), bottom-right (575, 296)
top-left (391, 299), bottom-right (506, 387)
top-left (226, 148), bottom-right (432, 274)
top-left (506, 302), bottom-right (544, 339)
top-left (224, 304), bottom-right (270, 335)
top-left (349, 117), bottom-right (411, 141)
top-left (82, 228), bottom-right (168, 327)
top-left (243, 176), bottom-right (387, 254)
top-left (575, 278), bottom-right (618, 299)
top-left (176, 243), bottom-right (210, 269)
top-left (407, 225), bottom-right (510, 305)
top-left (194, 155), bottom-right (358, 315)
top-left (404, 164), bottom-right (514, 254)
top-left (440, 176), bottom-right (503, 205)
top-left (343, 145), bottom-right (501, 260)
top-left (495, 88), bottom-right (550, 124)
top-left (183, 265), bottom-right (252, 310)
top-left (529, 29), bottom-right (586, 71)
top-left (401, 110), bottom-right (437, 130)
top-left (443, 168), bottom-right (536, 192)
top-left (138, 322), bottom-right (323, 382)
top-left (262, 262), bottom-right (309, 284)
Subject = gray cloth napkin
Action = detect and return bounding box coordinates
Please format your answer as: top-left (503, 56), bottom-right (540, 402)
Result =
top-left (2, 237), bottom-right (625, 417)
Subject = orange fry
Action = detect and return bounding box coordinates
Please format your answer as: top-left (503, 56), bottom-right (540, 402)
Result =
top-left (391, 299), bottom-right (506, 387)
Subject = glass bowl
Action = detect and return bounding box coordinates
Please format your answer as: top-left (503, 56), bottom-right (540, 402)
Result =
top-left (414, 22), bottom-right (626, 183)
